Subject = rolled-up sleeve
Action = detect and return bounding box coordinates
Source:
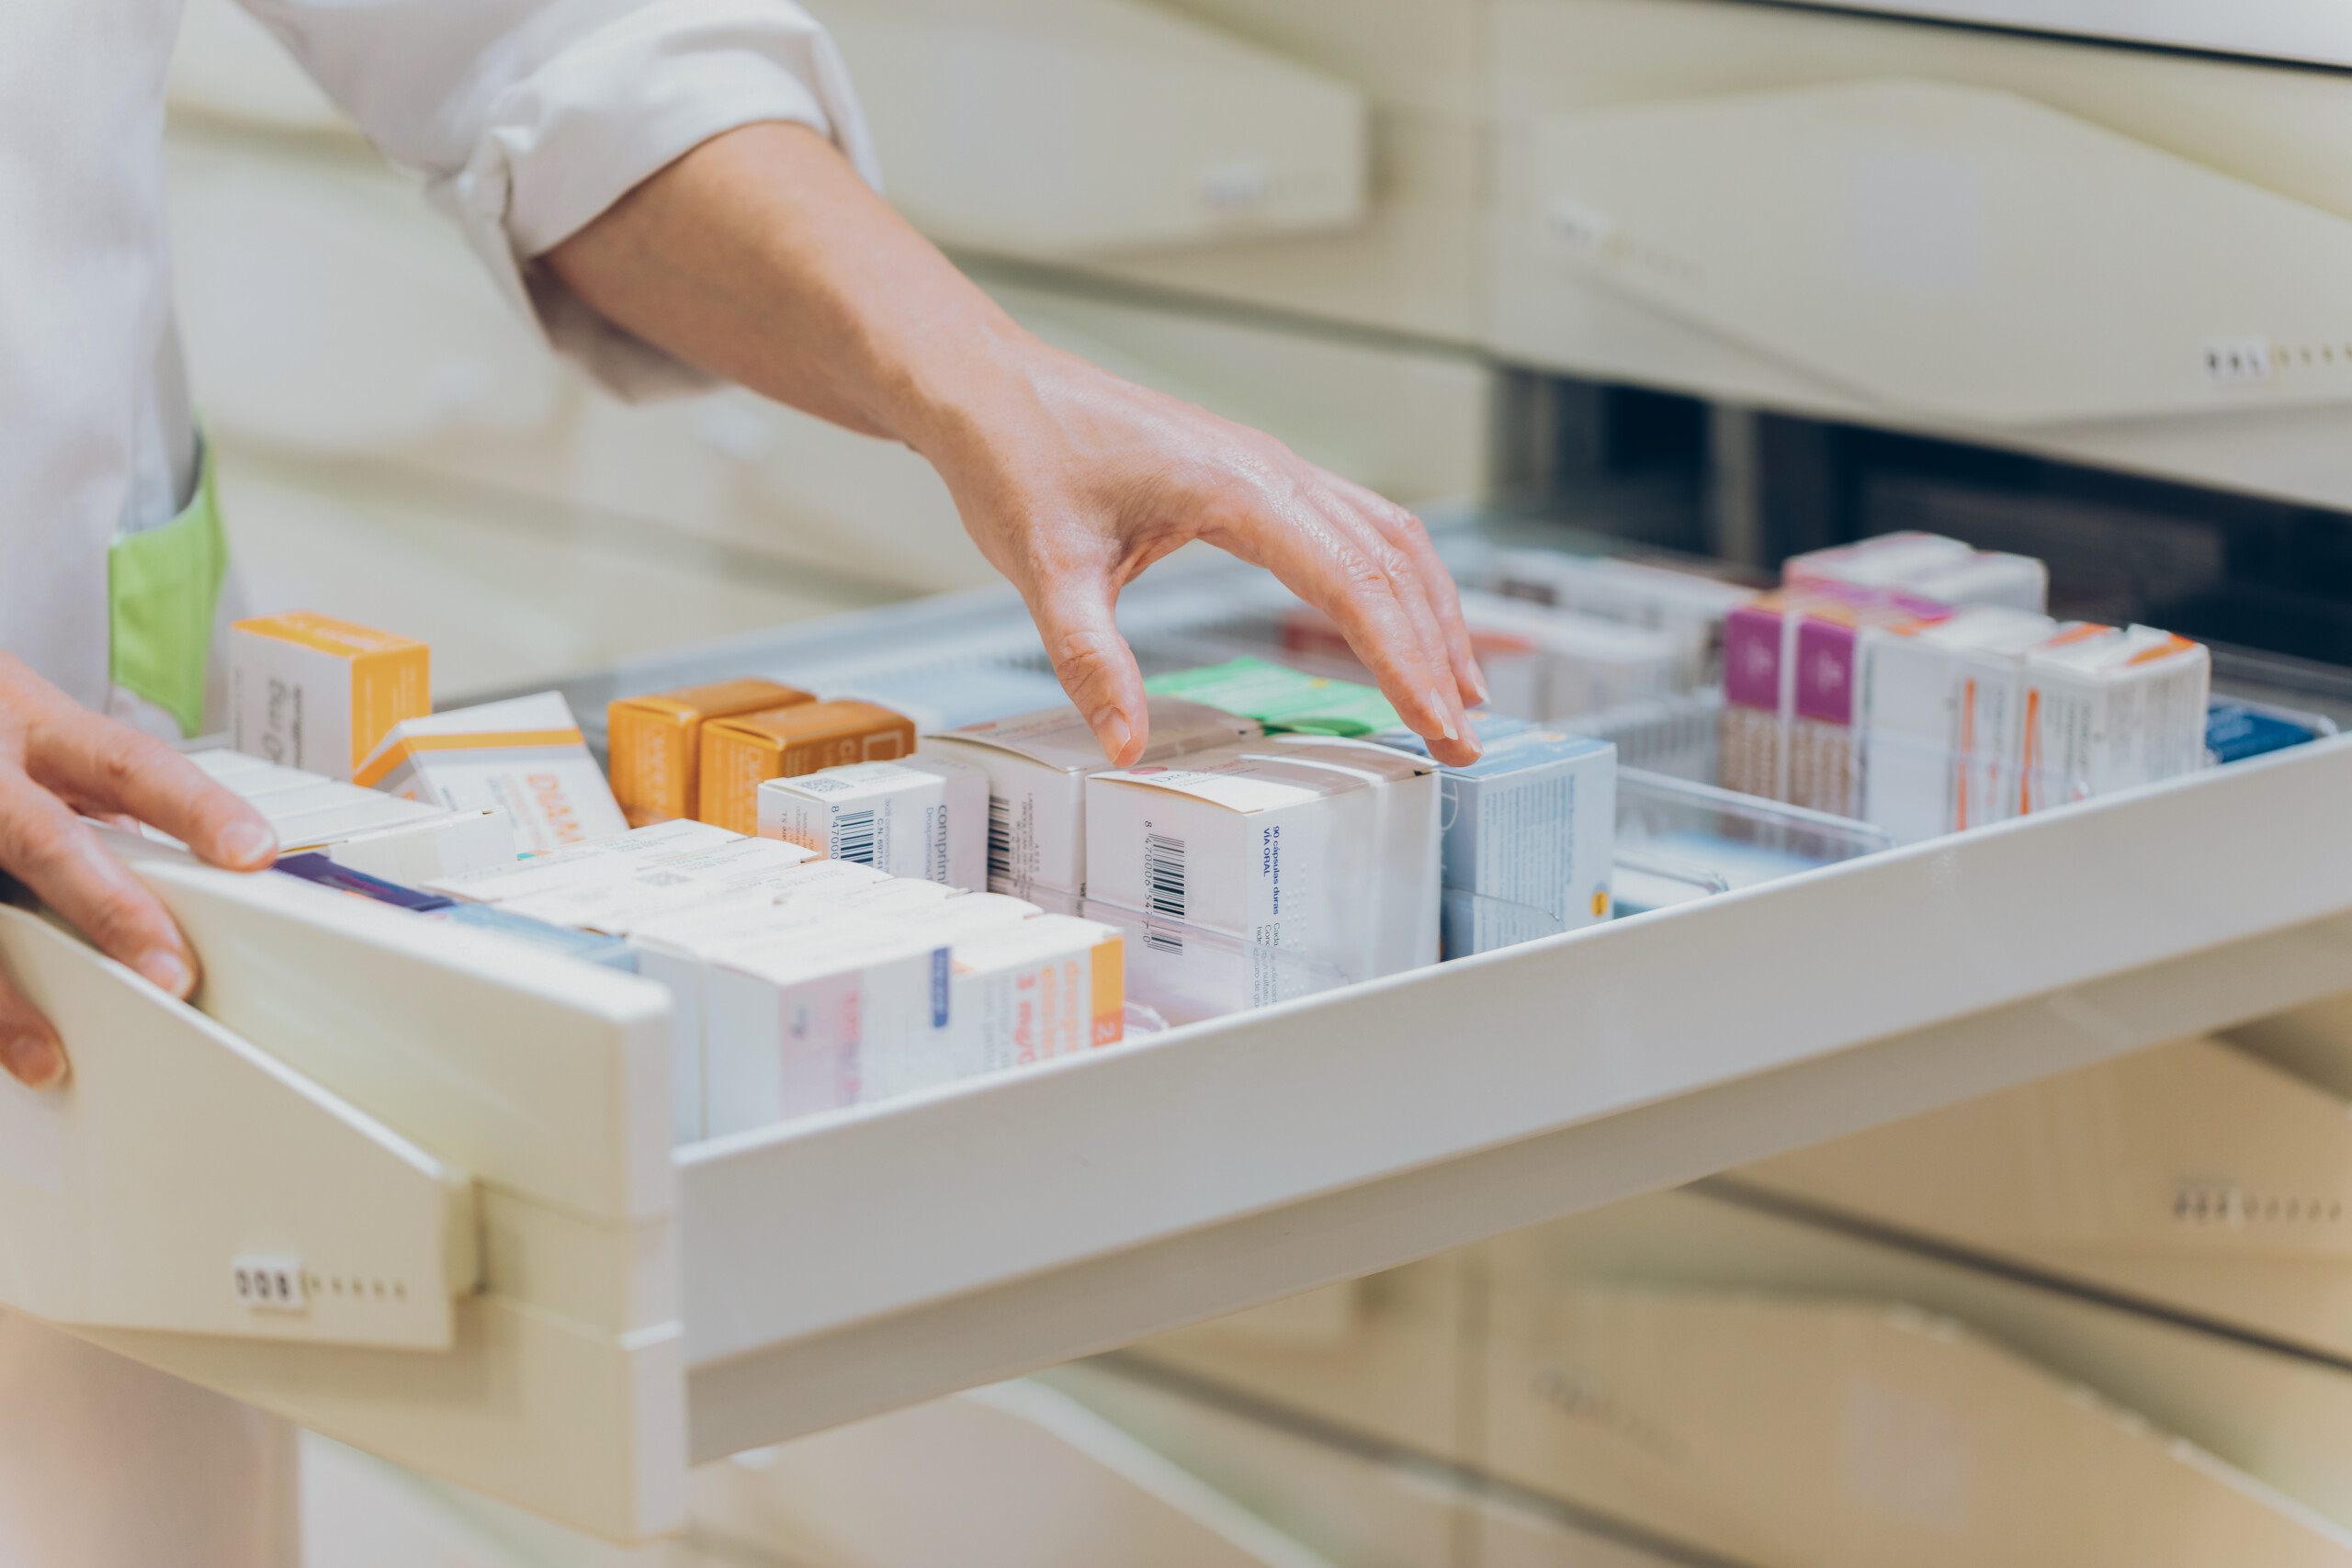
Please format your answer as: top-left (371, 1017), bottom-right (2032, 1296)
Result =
top-left (235, 0), bottom-right (882, 399)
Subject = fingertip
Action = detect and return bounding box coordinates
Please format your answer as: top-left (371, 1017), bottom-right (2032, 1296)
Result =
top-left (212, 816), bottom-right (277, 873)
top-left (1092, 707), bottom-right (1142, 768)
top-left (134, 946), bottom-right (196, 1000)
top-left (2, 1031), bottom-right (66, 1091)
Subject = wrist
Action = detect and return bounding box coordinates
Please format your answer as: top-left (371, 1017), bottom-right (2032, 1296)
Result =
top-left (877, 314), bottom-right (1063, 479)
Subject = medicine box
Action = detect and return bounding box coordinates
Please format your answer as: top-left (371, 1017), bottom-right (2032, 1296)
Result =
top-left (697, 700), bottom-right (916, 834)
top-left (1145, 657), bottom-right (1402, 739)
top-left (2019, 626), bottom-right (2211, 810)
top-left (187, 747), bottom-right (515, 878)
top-left (756, 756), bottom-right (987, 888)
top-left (1453, 590), bottom-right (1680, 722)
top-left (942, 915), bottom-right (1124, 1086)
top-left (228, 611), bottom-right (430, 780)
top-left (1085, 735), bottom-right (1440, 1006)
top-left (1856, 605), bottom-right (2058, 843)
top-left (420, 818), bottom-right (736, 904)
top-left (358, 690), bottom-right (626, 852)
top-left (1722, 587), bottom-right (1951, 815)
top-left (921, 694), bottom-right (1261, 908)
top-left (1279, 604), bottom-right (1550, 723)
top-left (1787, 531), bottom-right (2049, 614)
top-left (703, 922), bottom-right (949, 1133)
top-left (492, 838), bottom-right (817, 936)
top-left (606, 678), bottom-right (814, 827)
top-left (1487, 548), bottom-right (1758, 690)
top-left (1381, 716), bottom-right (1617, 956)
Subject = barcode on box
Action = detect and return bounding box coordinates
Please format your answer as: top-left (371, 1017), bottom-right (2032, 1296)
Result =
top-left (233, 1255), bottom-right (307, 1313)
top-left (831, 809), bottom-right (877, 864)
top-left (988, 795), bottom-right (1012, 882)
top-left (1145, 832), bottom-right (1187, 922)
top-left (1145, 926), bottom-right (1185, 956)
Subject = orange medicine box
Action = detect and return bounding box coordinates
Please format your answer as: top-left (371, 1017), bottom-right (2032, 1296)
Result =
top-left (228, 612), bottom-right (429, 781)
top-left (608, 678), bottom-right (814, 826)
top-left (697, 700), bottom-right (917, 834)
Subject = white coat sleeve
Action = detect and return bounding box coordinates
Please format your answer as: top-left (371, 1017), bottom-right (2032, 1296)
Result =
top-left (232, 0), bottom-right (883, 400)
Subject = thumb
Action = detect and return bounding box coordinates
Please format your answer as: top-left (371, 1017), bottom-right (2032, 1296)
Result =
top-left (1032, 578), bottom-right (1149, 767)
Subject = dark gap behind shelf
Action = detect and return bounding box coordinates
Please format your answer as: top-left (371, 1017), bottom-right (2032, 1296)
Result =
top-left (1489, 370), bottom-right (2352, 711)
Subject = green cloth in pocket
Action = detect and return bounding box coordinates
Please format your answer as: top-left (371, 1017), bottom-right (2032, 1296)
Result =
top-left (108, 442), bottom-right (228, 739)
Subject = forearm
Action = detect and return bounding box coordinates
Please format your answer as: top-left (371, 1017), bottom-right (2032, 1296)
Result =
top-left (543, 121), bottom-right (1020, 458)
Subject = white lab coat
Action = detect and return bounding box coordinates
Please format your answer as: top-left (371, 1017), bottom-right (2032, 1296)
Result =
top-left (0, 0), bottom-right (878, 732)
top-left (0, 3), bottom-right (875, 1561)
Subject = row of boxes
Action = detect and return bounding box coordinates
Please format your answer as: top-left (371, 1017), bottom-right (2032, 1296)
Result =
top-left (1721, 533), bottom-right (2211, 833)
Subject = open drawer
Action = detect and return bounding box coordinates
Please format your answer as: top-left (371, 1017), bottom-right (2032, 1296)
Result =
top-left (6, 559), bottom-right (2352, 1544)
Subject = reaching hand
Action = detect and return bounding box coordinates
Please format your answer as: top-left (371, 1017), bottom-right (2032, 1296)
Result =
top-left (926, 338), bottom-right (1486, 767)
top-left (545, 122), bottom-right (1486, 767)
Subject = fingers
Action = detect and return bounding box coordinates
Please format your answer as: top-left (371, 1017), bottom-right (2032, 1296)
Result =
top-left (1300, 489), bottom-right (1474, 739)
top-left (1031, 577), bottom-right (1150, 766)
top-left (0, 773), bottom-right (198, 999)
top-left (21, 706), bottom-right (274, 873)
top-left (0, 967), bottom-right (65, 1090)
top-left (1204, 472), bottom-right (1482, 765)
top-left (1328, 477), bottom-right (1487, 709)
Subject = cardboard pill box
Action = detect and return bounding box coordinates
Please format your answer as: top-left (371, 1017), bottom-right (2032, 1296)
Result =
top-left (696, 701), bottom-right (916, 834)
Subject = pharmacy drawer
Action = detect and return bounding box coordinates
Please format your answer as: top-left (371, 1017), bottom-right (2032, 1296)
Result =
top-left (5, 578), bottom-right (2352, 1544)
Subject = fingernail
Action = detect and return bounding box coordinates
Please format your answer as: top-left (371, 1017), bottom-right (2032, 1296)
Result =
top-left (135, 948), bottom-right (194, 998)
top-left (1094, 708), bottom-right (1133, 763)
top-left (220, 820), bottom-right (277, 868)
top-left (1470, 666), bottom-right (1491, 705)
top-left (1429, 689), bottom-right (1458, 743)
top-left (3, 1033), bottom-right (65, 1091)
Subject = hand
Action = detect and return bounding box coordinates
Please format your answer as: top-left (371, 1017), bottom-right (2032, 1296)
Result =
top-left (926, 337), bottom-right (1486, 766)
top-left (543, 123), bottom-right (1485, 766)
top-left (0, 655), bottom-right (277, 1088)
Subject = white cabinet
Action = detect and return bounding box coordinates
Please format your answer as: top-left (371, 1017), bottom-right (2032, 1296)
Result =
top-left (804, 0), bottom-right (1367, 258)
top-left (4, 553), bottom-right (2348, 1542)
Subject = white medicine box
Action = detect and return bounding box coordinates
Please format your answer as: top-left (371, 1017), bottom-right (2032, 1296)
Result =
top-left (1084, 736), bottom-right (1441, 998)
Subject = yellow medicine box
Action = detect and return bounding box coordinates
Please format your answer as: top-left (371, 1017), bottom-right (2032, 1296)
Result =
top-left (228, 612), bottom-right (429, 781)
top-left (697, 701), bottom-right (917, 835)
top-left (608, 678), bottom-right (814, 827)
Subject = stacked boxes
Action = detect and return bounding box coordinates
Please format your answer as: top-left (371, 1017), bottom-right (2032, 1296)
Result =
top-left (1487, 548), bottom-right (1758, 690)
top-left (1453, 590), bottom-right (1680, 721)
top-left (1856, 605), bottom-right (2058, 843)
top-left (1279, 604), bottom-right (1549, 719)
top-left (187, 747), bottom-right (514, 879)
top-left (228, 612), bottom-right (430, 780)
top-left (756, 756), bottom-right (988, 888)
top-left (2019, 626), bottom-right (2212, 811)
top-left (1085, 735), bottom-right (1440, 1019)
top-left (1786, 531), bottom-right (2049, 613)
top-left (1725, 533), bottom-right (2211, 834)
top-left (415, 817), bottom-right (1125, 1140)
top-left (1145, 657), bottom-right (1403, 738)
top-left (921, 695), bottom-right (1261, 912)
top-left (1721, 588), bottom-right (1951, 816)
top-left (606, 678), bottom-right (814, 827)
top-left (697, 700), bottom-right (916, 834)
top-left (1381, 715), bottom-right (1617, 955)
top-left (358, 691), bottom-right (627, 852)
